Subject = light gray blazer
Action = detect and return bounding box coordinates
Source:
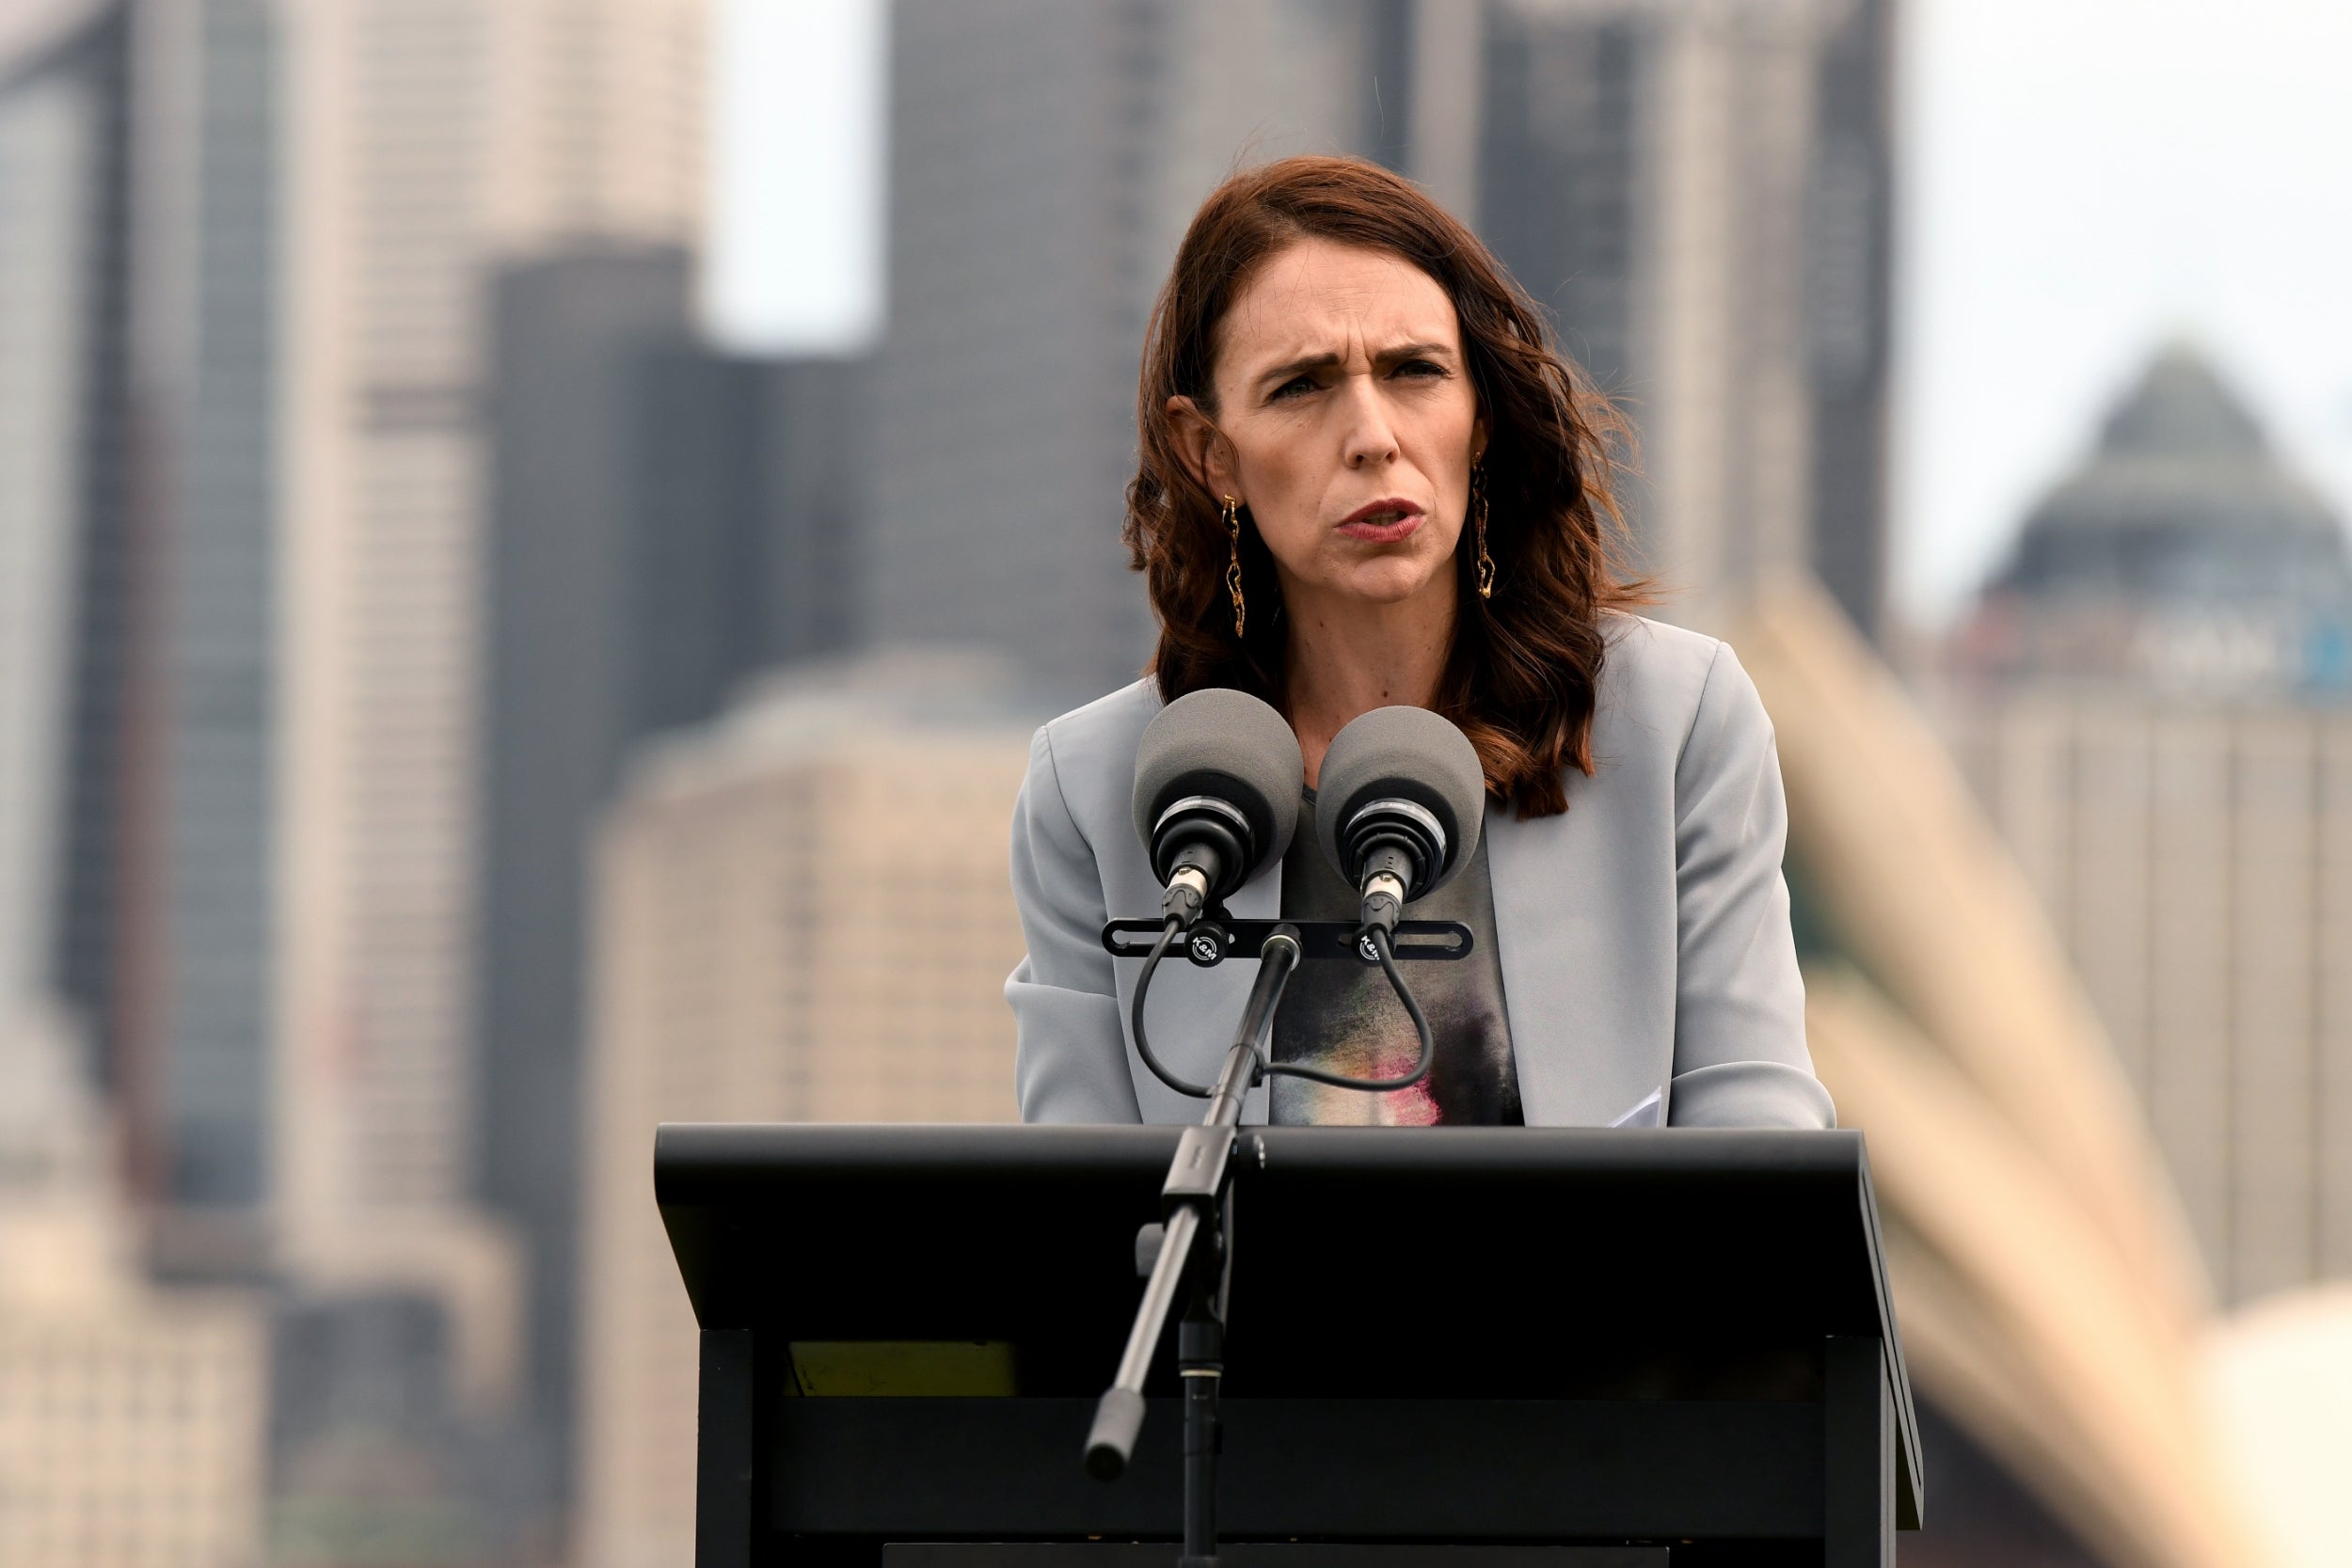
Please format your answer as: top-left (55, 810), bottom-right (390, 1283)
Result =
top-left (1005, 614), bottom-right (1835, 1130)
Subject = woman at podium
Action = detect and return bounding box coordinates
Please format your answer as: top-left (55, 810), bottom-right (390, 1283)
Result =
top-left (1007, 155), bottom-right (1833, 1135)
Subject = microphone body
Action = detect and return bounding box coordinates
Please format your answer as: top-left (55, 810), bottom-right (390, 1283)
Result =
top-left (1312, 706), bottom-right (1487, 932)
top-left (1131, 689), bottom-right (1305, 925)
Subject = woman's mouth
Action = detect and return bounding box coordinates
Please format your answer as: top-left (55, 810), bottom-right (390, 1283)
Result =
top-left (1336, 499), bottom-right (1424, 544)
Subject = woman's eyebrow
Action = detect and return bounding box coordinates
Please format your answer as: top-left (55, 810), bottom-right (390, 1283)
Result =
top-left (1375, 340), bottom-right (1456, 363)
top-left (1254, 341), bottom-right (1457, 389)
top-left (1255, 350), bottom-right (1343, 388)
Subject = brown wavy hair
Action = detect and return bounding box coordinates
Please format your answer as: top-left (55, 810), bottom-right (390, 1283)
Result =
top-left (1125, 154), bottom-right (1647, 818)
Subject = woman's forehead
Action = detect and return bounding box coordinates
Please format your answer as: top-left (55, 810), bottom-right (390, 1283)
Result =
top-left (1219, 239), bottom-right (1458, 367)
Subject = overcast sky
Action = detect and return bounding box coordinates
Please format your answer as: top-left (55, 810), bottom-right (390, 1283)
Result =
top-left (706, 0), bottom-right (2352, 631)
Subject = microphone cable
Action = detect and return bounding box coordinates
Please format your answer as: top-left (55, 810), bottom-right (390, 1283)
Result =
top-left (1132, 917), bottom-right (1218, 1099)
top-left (1129, 918), bottom-right (1437, 1101)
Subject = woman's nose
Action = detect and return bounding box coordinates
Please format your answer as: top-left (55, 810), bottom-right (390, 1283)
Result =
top-left (1338, 377), bottom-right (1400, 467)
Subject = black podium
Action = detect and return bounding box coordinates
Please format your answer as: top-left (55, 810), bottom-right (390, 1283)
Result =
top-left (656, 1124), bottom-right (1922, 1568)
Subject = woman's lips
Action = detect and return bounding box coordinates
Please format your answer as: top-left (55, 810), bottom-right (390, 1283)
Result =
top-left (1336, 501), bottom-right (1424, 544)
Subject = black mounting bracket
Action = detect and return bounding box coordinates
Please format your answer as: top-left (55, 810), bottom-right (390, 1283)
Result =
top-left (1101, 917), bottom-right (1473, 968)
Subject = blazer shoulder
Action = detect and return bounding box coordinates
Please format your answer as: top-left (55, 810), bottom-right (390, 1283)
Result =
top-left (1035, 679), bottom-right (1162, 841)
top-left (1595, 614), bottom-right (1727, 751)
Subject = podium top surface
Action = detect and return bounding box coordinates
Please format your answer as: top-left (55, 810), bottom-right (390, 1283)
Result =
top-left (656, 1123), bottom-right (1920, 1521)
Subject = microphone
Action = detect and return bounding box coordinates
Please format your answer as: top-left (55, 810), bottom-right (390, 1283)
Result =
top-left (1131, 689), bottom-right (1305, 927)
top-left (1313, 706), bottom-right (1486, 936)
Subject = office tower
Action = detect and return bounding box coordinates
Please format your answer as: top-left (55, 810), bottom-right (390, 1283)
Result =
top-left (1478, 0), bottom-right (1896, 638)
top-left (574, 656), bottom-right (1036, 1567)
top-left (0, 0), bottom-right (125, 1023)
top-left (271, 0), bottom-right (706, 1336)
top-left (4, 0), bottom-right (286, 1243)
top-left (871, 0), bottom-right (1389, 702)
top-left (122, 0), bottom-right (281, 1243)
top-left (477, 245), bottom-right (864, 1508)
top-left (1945, 347), bottom-right (2352, 1303)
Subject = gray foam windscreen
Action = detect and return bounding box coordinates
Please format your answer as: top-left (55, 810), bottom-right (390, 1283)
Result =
top-left (1130, 688), bottom-right (1305, 867)
top-left (1314, 705), bottom-right (1487, 895)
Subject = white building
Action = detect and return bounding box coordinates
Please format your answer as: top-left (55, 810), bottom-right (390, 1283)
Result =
top-left (0, 1002), bottom-right (269, 1568)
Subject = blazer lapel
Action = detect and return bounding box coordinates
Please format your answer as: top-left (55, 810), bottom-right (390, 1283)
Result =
top-left (1484, 805), bottom-right (1675, 1127)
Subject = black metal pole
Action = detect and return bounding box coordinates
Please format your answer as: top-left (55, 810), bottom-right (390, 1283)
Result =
top-left (1178, 1290), bottom-right (1224, 1567)
top-left (1085, 927), bottom-right (1301, 1485)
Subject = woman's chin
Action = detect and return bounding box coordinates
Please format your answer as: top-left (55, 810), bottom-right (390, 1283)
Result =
top-left (1322, 559), bottom-right (1449, 608)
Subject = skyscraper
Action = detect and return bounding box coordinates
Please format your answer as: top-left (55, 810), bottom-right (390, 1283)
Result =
top-left (1478, 0), bottom-right (1896, 638)
top-left (271, 0), bottom-right (707, 1325)
top-left (129, 0), bottom-right (282, 1242)
top-left (0, 0), bottom-right (125, 1025)
top-left (477, 244), bottom-right (864, 1507)
top-left (4, 0), bottom-right (290, 1255)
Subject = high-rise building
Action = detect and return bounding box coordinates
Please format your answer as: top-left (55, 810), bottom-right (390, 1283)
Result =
top-left (870, 0), bottom-right (1391, 702)
top-left (0, 0), bottom-right (124, 1021)
top-left (573, 655), bottom-right (1037, 1567)
top-left (1477, 0), bottom-right (1896, 638)
top-left (476, 244), bottom-right (865, 1507)
top-left (1946, 348), bottom-right (2352, 1303)
top-left (270, 0), bottom-right (707, 1349)
top-left (126, 0), bottom-right (283, 1242)
top-left (4, 0), bottom-right (289, 1251)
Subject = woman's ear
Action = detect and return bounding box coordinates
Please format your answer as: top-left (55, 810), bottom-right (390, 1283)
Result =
top-left (1166, 395), bottom-right (1235, 499)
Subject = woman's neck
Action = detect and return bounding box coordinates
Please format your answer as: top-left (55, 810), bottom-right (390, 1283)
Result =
top-left (1280, 573), bottom-right (1458, 788)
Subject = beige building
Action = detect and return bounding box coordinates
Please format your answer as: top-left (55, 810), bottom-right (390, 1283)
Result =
top-left (1947, 699), bottom-right (2352, 1303)
top-left (271, 0), bottom-right (707, 1387)
top-left (575, 655), bottom-right (1036, 1568)
top-left (0, 1002), bottom-right (269, 1568)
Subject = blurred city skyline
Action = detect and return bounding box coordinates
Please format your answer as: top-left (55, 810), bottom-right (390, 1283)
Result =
top-left (707, 0), bottom-right (2352, 629)
top-left (9, 1), bottom-right (2352, 1563)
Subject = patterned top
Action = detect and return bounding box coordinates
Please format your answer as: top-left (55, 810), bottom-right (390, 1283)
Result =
top-left (1269, 788), bottom-right (1522, 1125)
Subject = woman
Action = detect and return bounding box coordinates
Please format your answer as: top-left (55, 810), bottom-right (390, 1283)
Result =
top-left (1007, 154), bottom-right (1832, 1132)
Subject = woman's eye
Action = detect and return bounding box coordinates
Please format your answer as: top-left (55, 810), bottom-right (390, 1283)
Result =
top-left (1269, 375), bottom-right (1318, 401)
top-left (1395, 358), bottom-right (1447, 380)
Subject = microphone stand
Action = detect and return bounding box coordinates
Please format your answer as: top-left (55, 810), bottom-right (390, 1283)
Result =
top-left (1085, 923), bottom-right (1303, 1568)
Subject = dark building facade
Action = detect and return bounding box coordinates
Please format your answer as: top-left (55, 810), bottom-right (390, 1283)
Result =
top-left (143, 0), bottom-right (281, 1224)
top-left (869, 0), bottom-right (1163, 703)
top-left (478, 246), bottom-right (863, 1505)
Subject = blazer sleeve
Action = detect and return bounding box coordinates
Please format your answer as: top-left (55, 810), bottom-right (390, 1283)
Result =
top-left (1007, 724), bottom-right (1145, 1122)
top-left (1666, 642), bottom-right (1836, 1130)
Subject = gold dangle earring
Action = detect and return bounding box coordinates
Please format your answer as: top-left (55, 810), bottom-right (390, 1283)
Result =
top-left (1471, 463), bottom-right (1495, 601)
top-left (1222, 496), bottom-right (1248, 637)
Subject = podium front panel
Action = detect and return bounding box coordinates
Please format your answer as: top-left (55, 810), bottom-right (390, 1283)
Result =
top-left (657, 1124), bottom-right (1922, 1565)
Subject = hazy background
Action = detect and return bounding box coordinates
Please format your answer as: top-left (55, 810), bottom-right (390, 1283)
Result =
top-left (7, 1), bottom-right (2352, 1566)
